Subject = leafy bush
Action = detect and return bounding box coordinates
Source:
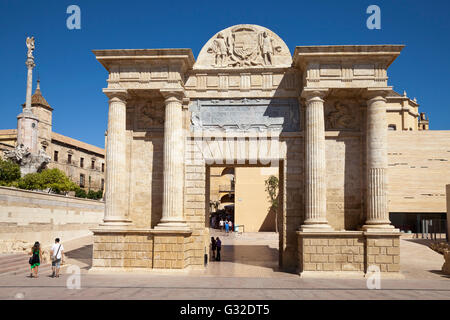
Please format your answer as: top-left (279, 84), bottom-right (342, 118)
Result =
top-left (87, 189), bottom-right (103, 200)
top-left (0, 159), bottom-right (21, 186)
top-left (74, 187), bottom-right (87, 198)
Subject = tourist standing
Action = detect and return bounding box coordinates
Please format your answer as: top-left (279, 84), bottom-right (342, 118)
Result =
top-left (229, 220), bottom-right (233, 233)
top-left (225, 220), bottom-right (229, 233)
top-left (219, 219), bottom-right (224, 231)
top-left (50, 238), bottom-right (64, 278)
top-left (211, 237), bottom-right (217, 261)
top-left (29, 241), bottom-right (42, 278)
top-left (215, 237), bottom-right (222, 261)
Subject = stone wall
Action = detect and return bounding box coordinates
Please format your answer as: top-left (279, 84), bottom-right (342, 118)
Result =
top-left (387, 131), bottom-right (450, 213)
top-left (447, 184), bottom-right (450, 238)
top-left (0, 186), bottom-right (104, 248)
top-left (298, 231), bottom-right (400, 275)
top-left (91, 230), bottom-right (192, 271)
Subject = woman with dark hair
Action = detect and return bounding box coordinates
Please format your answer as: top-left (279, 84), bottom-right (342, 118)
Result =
top-left (29, 241), bottom-right (42, 278)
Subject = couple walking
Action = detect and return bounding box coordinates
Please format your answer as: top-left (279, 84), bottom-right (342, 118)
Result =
top-left (210, 237), bottom-right (222, 261)
top-left (29, 238), bottom-right (65, 278)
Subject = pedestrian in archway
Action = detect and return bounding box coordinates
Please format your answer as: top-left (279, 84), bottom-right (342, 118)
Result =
top-left (29, 241), bottom-right (42, 278)
top-left (219, 219), bottom-right (224, 231)
top-left (215, 237), bottom-right (221, 261)
top-left (225, 219), bottom-right (229, 234)
top-left (228, 220), bottom-right (233, 233)
top-left (211, 237), bottom-right (217, 261)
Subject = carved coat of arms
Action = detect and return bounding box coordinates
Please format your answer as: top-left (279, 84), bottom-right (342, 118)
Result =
top-left (207, 26), bottom-right (281, 68)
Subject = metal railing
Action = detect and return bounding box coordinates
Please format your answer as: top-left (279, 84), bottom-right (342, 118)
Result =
top-left (420, 219), bottom-right (448, 242)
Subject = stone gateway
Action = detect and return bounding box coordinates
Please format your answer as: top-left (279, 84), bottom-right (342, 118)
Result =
top-left (90, 24), bottom-right (442, 276)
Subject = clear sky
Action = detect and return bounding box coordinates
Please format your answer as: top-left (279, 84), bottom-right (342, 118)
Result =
top-left (1, 0), bottom-right (449, 148)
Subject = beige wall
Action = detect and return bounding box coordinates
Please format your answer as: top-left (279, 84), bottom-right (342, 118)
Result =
top-left (447, 185), bottom-right (450, 237)
top-left (388, 131), bottom-right (450, 213)
top-left (0, 186), bottom-right (104, 248)
top-left (235, 167), bottom-right (278, 232)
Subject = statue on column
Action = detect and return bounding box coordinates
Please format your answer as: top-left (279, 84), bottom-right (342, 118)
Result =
top-left (26, 37), bottom-right (35, 59)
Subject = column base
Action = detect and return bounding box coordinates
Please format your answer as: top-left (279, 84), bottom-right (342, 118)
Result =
top-left (299, 223), bottom-right (333, 232)
top-left (100, 216), bottom-right (132, 228)
top-left (155, 220), bottom-right (190, 231)
top-left (362, 224), bottom-right (399, 232)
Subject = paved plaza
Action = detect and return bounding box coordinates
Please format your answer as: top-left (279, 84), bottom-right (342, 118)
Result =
top-left (0, 231), bottom-right (448, 300)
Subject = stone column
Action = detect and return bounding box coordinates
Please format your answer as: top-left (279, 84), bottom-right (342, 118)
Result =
top-left (156, 90), bottom-right (189, 230)
top-left (363, 91), bottom-right (395, 230)
top-left (300, 90), bottom-right (332, 231)
top-left (102, 89), bottom-right (131, 226)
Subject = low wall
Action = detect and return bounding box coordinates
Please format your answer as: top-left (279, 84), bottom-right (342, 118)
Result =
top-left (90, 228), bottom-right (193, 272)
top-left (297, 231), bottom-right (401, 276)
top-left (0, 186), bottom-right (104, 248)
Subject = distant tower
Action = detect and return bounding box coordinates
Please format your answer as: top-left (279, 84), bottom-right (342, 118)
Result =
top-left (16, 36), bottom-right (39, 154)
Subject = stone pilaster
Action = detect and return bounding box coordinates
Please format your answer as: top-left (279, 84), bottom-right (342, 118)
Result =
top-left (156, 90), bottom-right (189, 230)
top-left (300, 90), bottom-right (332, 231)
top-left (363, 90), bottom-right (395, 231)
top-left (102, 89), bottom-right (131, 226)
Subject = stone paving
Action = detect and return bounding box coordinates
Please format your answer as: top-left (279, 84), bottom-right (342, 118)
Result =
top-left (0, 231), bottom-right (448, 300)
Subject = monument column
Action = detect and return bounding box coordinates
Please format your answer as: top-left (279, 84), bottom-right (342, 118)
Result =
top-left (102, 89), bottom-right (131, 226)
top-left (363, 90), bottom-right (395, 230)
top-left (156, 90), bottom-right (189, 230)
top-left (17, 36), bottom-right (39, 155)
top-left (300, 90), bottom-right (332, 231)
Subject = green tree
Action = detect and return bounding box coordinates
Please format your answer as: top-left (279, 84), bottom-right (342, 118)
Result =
top-left (265, 175), bottom-right (279, 233)
top-left (18, 172), bottom-right (43, 190)
top-left (38, 168), bottom-right (77, 193)
top-left (0, 159), bottom-right (21, 186)
top-left (17, 168), bottom-right (77, 193)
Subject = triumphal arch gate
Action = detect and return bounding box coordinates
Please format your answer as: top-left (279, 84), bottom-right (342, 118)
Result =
top-left (91, 25), bottom-right (402, 276)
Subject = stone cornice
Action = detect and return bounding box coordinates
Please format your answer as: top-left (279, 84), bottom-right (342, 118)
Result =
top-left (93, 49), bottom-right (195, 72)
top-left (293, 45), bottom-right (405, 69)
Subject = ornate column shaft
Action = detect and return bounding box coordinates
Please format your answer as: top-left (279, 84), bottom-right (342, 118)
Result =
top-left (363, 92), bottom-right (395, 230)
top-left (156, 91), bottom-right (188, 230)
top-left (300, 90), bottom-right (332, 231)
top-left (102, 90), bottom-right (131, 226)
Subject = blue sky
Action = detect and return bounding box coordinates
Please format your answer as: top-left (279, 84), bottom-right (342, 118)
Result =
top-left (1, 0), bottom-right (449, 148)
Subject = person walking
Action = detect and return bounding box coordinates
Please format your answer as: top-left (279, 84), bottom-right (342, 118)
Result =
top-left (215, 237), bottom-right (222, 261)
top-left (211, 237), bottom-right (217, 261)
top-left (50, 238), bottom-right (64, 278)
top-left (29, 241), bottom-right (42, 278)
top-left (219, 219), bottom-right (224, 231)
top-left (228, 220), bottom-right (233, 233)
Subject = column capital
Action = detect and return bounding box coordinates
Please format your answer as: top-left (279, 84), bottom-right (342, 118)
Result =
top-left (364, 87), bottom-right (392, 102)
top-left (160, 89), bottom-right (185, 103)
top-left (103, 89), bottom-right (128, 102)
top-left (301, 89), bottom-right (329, 102)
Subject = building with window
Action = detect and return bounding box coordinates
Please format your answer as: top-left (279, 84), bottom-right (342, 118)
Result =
top-left (0, 80), bottom-right (105, 191)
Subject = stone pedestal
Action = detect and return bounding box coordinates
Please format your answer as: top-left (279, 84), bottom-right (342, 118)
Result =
top-left (300, 90), bottom-right (332, 231)
top-left (102, 90), bottom-right (131, 226)
top-left (156, 91), bottom-right (189, 230)
top-left (363, 91), bottom-right (396, 231)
